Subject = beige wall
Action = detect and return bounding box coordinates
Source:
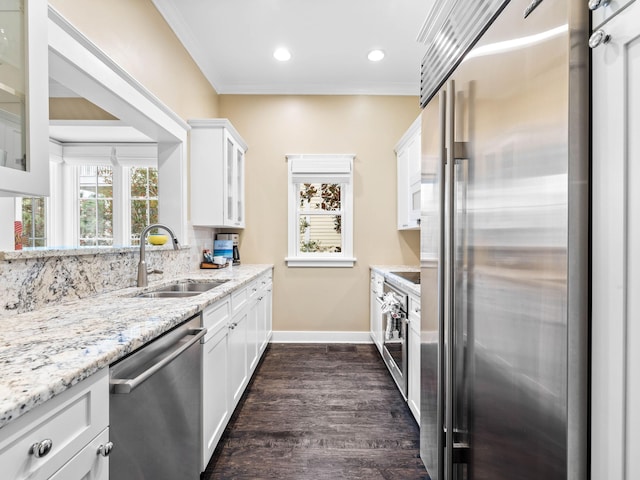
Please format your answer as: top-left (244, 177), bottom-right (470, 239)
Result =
top-left (49, 0), bottom-right (220, 119)
top-left (219, 95), bottom-right (420, 332)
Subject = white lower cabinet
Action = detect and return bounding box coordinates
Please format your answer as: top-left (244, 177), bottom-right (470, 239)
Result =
top-left (201, 297), bottom-right (231, 471)
top-left (407, 294), bottom-right (421, 423)
top-left (369, 272), bottom-right (384, 353)
top-left (247, 291), bottom-right (260, 374)
top-left (200, 268), bottom-right (274, 471)
top-left (0, 369), bottom-right (109, 480)
top-left (257, 273), bottom-right (273, 354)
top-left (228, 305), bottom-right (249, 409)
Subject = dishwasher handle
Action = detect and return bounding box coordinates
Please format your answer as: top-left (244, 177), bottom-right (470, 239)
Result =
top-left (110, 327), bottom-right (206, 394)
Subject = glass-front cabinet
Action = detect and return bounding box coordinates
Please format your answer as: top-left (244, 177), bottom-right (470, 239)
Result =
top-left (225, 133), bottom-right (244, 227)
top-left (0, 0), bottom-right (48, 196)
top-left (394, 115), bottom-right (421, 230)
top-left (189, 119), bottom-right (247, 228)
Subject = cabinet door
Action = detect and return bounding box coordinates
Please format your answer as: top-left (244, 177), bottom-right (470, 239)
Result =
top-left (591, 3), bottom-right (640, 479)
top-left (408, 133), bottom-right (421, 224)
top-left (48, 429), bottom-right (109, 480)
top-left (264, 284), bottom-right (273, 345)
top-left (202, 327), bottom-right (229, 470)
top-left (257, 284), bottom-right (273, 354)
top-left (0, 0), bottom-right (49, 196)
top-left (396, 147), bottom-right (411, 229)
top-left (246, 298), bottom-right (259, 374)
top-left (370, 273), bottom-right (384, 353)
top-left (228, 308), bottom-right (248, 408)
top-left (396, 121), bottom-right (421, 230)
top-left (223, 134), bottom-right (246, 228)
top-left (370, 283), bottom-right (378, 345)
top-left (408, 296), bottom-right (421, 423)
top-left (236, 146), bottom-right (245, 227)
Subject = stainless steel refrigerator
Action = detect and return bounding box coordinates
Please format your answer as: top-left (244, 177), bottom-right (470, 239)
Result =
top-left (419, 1), bottom-right (590, 479)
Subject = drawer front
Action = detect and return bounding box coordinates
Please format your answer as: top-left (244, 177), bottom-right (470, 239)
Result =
top-left (202, 297), bottom-right (231, 341)
top-left (258, 272), bottom-right (273, 291)
top-left (231, 284), bottom-right (249, 314)
top-left (0, 369), bottom-right (109, 480)
top-left (232, 280), bottom-right (257, 313)
top-left (49, 428), bottom-right (110, 480)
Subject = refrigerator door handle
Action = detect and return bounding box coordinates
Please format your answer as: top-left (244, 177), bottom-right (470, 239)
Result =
top-left (437, 87), bottom-right (447, 480)
top-left (444, 79), bottom-right (456, 480)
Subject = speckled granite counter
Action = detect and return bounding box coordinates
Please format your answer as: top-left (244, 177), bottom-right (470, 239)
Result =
top-left (0, 264), bottom-right (272, 429)
top-left (370, 265), bottom-right (420, 297)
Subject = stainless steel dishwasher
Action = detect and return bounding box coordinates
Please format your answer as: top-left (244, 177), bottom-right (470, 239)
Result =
top-left (109, 315), bottom-right (206, 480)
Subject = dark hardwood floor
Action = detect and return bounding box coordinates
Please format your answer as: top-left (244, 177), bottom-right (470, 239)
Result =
top-left (202, 343), bottom-right (430, 480)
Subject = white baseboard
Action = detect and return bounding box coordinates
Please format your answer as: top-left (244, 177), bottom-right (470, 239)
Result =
top-left (271, 330), bottom-right (373, 344)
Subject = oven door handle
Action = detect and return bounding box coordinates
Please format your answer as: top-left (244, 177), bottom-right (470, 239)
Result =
top-left (110, 327), bottom-right (206, 394)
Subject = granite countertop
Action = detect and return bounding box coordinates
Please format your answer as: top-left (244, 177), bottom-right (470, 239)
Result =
top-left (370, 265), bottom-right (420, 297)
top-left (0, 264), bottom-right (273, 430)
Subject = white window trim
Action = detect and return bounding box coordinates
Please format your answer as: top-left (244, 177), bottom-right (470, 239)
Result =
top-left (286, 154), bottom-right (356, 268)
top-left (48, 141), bottom-right (158, 247)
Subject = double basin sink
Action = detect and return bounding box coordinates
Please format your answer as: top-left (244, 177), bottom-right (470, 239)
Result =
top-left (136, 279), bottom-right (229, 298)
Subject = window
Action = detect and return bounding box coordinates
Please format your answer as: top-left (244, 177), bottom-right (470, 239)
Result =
top-left (129, 166), bottom-right (158, 245)
top-left (17, 143), bottom-right (159, 248)
top-left (286, 154), bottom-right (355, 267)
top-left (19, 197), bottom-right (46, 247)
top-left (78, 165), bottom-right (113, 246)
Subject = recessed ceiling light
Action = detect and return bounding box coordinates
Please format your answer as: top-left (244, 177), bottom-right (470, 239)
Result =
top-left (368, 49), bottom-right (385, 62)
top-left (273, 48), bottom-right (291, 62)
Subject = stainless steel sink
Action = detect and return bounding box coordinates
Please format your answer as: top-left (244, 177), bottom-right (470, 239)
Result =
top-left (136, 291), bottom-right (202, 299)
top-left (152, 280), bottom-right (229, 293)
top-left (135, 279), bottom-right (229, 298)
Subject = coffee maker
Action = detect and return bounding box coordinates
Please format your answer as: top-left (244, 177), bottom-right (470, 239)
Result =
top-left (216, 233), bottom-right (240, 265)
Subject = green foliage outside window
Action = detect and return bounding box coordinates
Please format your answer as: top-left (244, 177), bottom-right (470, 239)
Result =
top-left (298, 182), bottom-right (342, 253)
top-left (21, 197), bottom-right (46, 247)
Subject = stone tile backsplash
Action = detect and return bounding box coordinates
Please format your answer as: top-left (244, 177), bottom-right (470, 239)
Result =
top-left (0, 247), bottom-right (190, 317)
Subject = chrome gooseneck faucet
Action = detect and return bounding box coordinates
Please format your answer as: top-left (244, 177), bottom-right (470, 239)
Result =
top-left (137, 223), bottom-right (180, 287)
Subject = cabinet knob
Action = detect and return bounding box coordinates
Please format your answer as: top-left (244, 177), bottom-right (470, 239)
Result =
top-left (589, 29), bottom-right (610, 48)
top-left (30, 439), bottom-right (53, 458)
top-left (97, 442), bottom-right (114, 457)
top-left (588, 0), bottom-right (610, 10)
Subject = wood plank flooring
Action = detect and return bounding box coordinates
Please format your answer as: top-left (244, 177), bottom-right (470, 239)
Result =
top-left (202, 343), bottom-right (431, 480)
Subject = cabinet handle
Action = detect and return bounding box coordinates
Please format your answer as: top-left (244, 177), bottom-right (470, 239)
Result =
top-left (589, 29), bottom-right (610, 48)
top-left (30, 439), bottom-right (53, 458)
top-left (229, 322), bottom-right (238, 330)
top-left (97, 442), bottom-right (114, 457)
top-left (588, 0), bottom-right (610, 10)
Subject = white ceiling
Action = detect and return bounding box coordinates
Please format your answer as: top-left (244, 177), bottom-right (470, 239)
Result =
top-left (151, 0), bottom-right (435, 95)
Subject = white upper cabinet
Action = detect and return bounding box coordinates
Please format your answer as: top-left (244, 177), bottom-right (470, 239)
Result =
top-left (188, 119), bottom-right (247, 228)
top-left (0, 0), bottom-right (49, 196)
top-left (395, 115), bottom-right (421, 230)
